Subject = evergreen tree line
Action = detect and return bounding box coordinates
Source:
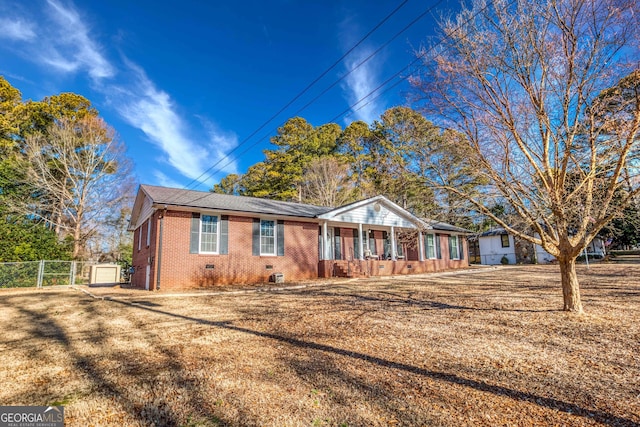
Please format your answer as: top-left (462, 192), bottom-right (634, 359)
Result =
top-left (212, 106), bottom-right (485, 230)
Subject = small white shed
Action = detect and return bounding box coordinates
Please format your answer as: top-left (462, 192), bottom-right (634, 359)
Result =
top-left (89, 263), bottom-right (121, 284)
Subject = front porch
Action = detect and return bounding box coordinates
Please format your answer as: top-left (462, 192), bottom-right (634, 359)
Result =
top-left (314, 196), bottom-right (469, 278)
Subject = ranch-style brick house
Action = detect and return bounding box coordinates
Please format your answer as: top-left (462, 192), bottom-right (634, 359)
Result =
top-left (128, 184), bottom-right (470, 290)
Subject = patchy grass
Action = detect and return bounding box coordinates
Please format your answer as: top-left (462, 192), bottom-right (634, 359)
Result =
top-left (0, 264), bottom-right (638, 426)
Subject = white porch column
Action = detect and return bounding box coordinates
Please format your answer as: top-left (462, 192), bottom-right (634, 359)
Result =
top-left (322, 221), bottom-right (330, 260)
top-left (358, 223), bottom-right (364, 260)
top-left (418, 231), bottom-right (425, 261)
top-left (390, 226), bottom-right (397, 260)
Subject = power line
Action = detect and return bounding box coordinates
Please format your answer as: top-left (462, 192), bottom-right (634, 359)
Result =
top-left (183, 0), bottom-right (410, 190)
top-left (331, 0), bottom-right (502, 124)
top-left (188, 0), bottom-right (501, 196)
top-left (291, 0), bottom-right (446, 120)
top-left (191, 1), bottom-right (448, 188)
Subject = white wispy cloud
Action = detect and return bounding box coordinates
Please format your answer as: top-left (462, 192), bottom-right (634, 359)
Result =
top-left (199, 117), bottom-right (239, 175)
top-left (0, 18), bottom-right (36, 41)
top-left (109, 62), bottom-right (238, 185)
top-left (339, 17), bottom-right (385, 125)
top-left (342, 48), bottom-right (382, 124)
top-left (43, 0), bottom-right (115, 80)
top-left (0, 0), bottom-right (238, 187)
top-left (153, 171), bottom-right (183, 189)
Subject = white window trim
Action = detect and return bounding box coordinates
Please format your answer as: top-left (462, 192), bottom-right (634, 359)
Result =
top-left (260, 219), bottom-right (277, 256)
top-left (450, 235), bottom-right (460, 260)
top-left (199, 214), bottom-right (220, 254)
top-left (138, 226), bottom-right (142, 251)
top-left (426, 233), bottom-right (436, 259)
top-left (146, 218), bottom-right (151, 247)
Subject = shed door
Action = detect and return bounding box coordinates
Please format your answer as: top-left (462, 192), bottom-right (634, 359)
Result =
top-left (95, 266), bottom-right (117, 283)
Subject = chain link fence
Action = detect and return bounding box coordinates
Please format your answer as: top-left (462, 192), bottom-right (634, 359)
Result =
top-left (0, 261), bottom-right (101, 288)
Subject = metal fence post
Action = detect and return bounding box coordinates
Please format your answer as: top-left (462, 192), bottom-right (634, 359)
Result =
top-left (36, 260), bottom-right (44, 288)
top-left (70, 261), bottom-right (76, 286)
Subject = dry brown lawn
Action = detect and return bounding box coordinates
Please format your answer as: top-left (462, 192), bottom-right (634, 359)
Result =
top-left (0, 264), bottom-right (638, 426)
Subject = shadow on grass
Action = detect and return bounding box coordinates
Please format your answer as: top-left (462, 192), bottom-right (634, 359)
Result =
top-left (108, 298), bottom-right (636, 427)
top-left (0, 294), bottom-right (229, 427)
top-left (299, 289), bottom-right (561, 313)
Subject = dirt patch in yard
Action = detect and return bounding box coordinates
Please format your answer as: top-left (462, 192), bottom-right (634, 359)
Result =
top-left (0, 264), bottom-right (638, 426)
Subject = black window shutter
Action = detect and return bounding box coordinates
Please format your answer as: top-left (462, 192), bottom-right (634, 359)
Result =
top-left (459, 236), bottom-right (465, 260)
top-left (190, 213), bottom-right (200, 254)
top-left (252, 218), bottom-right (260, 256)
top-left (334, 228), bottom-right (341, 260)
top-left (435, 234), bottom-right (442, 259)
top-left (277, 220), bottom-right (285, 256)
top-left (220, 215), bottom-right (229, 255)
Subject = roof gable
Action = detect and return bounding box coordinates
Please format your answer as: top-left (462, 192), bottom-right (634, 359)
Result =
top-left (317, 196), bottom-right (426, 229)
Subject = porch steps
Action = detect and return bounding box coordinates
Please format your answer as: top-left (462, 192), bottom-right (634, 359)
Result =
top-left (333, 261), bottom-right (368, 278)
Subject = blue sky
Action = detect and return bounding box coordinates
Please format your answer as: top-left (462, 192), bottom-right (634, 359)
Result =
top-left (0, 0), bottom-right (459, 190)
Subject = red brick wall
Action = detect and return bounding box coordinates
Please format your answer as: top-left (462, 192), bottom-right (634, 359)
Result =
top-left (150, 211), bottom-right (319, 290)
top-left (131, 212), bottom-right (158, 289)
top-left (130, 209), bottom-right (470, 289)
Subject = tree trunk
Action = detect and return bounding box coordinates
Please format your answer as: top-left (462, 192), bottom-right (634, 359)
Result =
top-left (73, 225), bottom-right (82, 260)
top-left (558, 257), bottom-right (584, 313)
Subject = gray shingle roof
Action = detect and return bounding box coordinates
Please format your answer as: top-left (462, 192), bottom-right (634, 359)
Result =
top-left (141, 184), bottom-right (332, 218)
top-left (478, 227), bottom-right (508, 237)
top-left (424, 219), bottom-right (473, 234)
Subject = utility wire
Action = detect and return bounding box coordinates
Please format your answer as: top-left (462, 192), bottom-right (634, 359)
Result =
top-left (291, 0), bottom-right (446, 120)
top-left (190, 0), bottom-right (441, 189)
top-left (183, 0), bottom-right (410, 190)
top-left (186, 0), bottom-right (500, 198)
top-left (190, 0), bottom-right (450, 188)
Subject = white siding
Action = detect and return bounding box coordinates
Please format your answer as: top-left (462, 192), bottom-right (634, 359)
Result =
top-left (329, 203), bottom-right (416, 228)
top-left (478, 235), bottom-right (516, 265)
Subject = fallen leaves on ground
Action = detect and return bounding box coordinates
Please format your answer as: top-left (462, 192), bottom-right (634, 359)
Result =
top-left (0, 264), bottom-right (638, 426)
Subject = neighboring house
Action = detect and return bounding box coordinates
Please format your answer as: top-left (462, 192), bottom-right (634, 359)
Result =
top-left (127, 185), bottom-right (471, 290)
top-left (477, 228), bottom-right (517, 265)
top-left (533, 236), bottom-right (606, 263)
top-left (476, 227), bottom-right (606, 265)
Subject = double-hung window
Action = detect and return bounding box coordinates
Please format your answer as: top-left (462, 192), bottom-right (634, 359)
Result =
top-left (449, 235), bottom-right (460, 260)
top-left (200, 215), bottom-right (219, 253)
top-left (425, 234), bottom-right (436, 259)
top-left (501, 234), bottom-right (510, 247)
top-left (260, 219), bottom-right (276, 255)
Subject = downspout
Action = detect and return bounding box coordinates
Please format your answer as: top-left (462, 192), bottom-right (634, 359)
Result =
top-left (156, 206), bottom-right (167, 290)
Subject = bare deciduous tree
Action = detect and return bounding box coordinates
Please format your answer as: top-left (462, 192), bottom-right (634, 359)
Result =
top-left (412, 0), bottom-right (640, 312)
top-left (23, 117), bottom-right (133, 259)
top-left (301, 157), bottom-right (355, 207)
